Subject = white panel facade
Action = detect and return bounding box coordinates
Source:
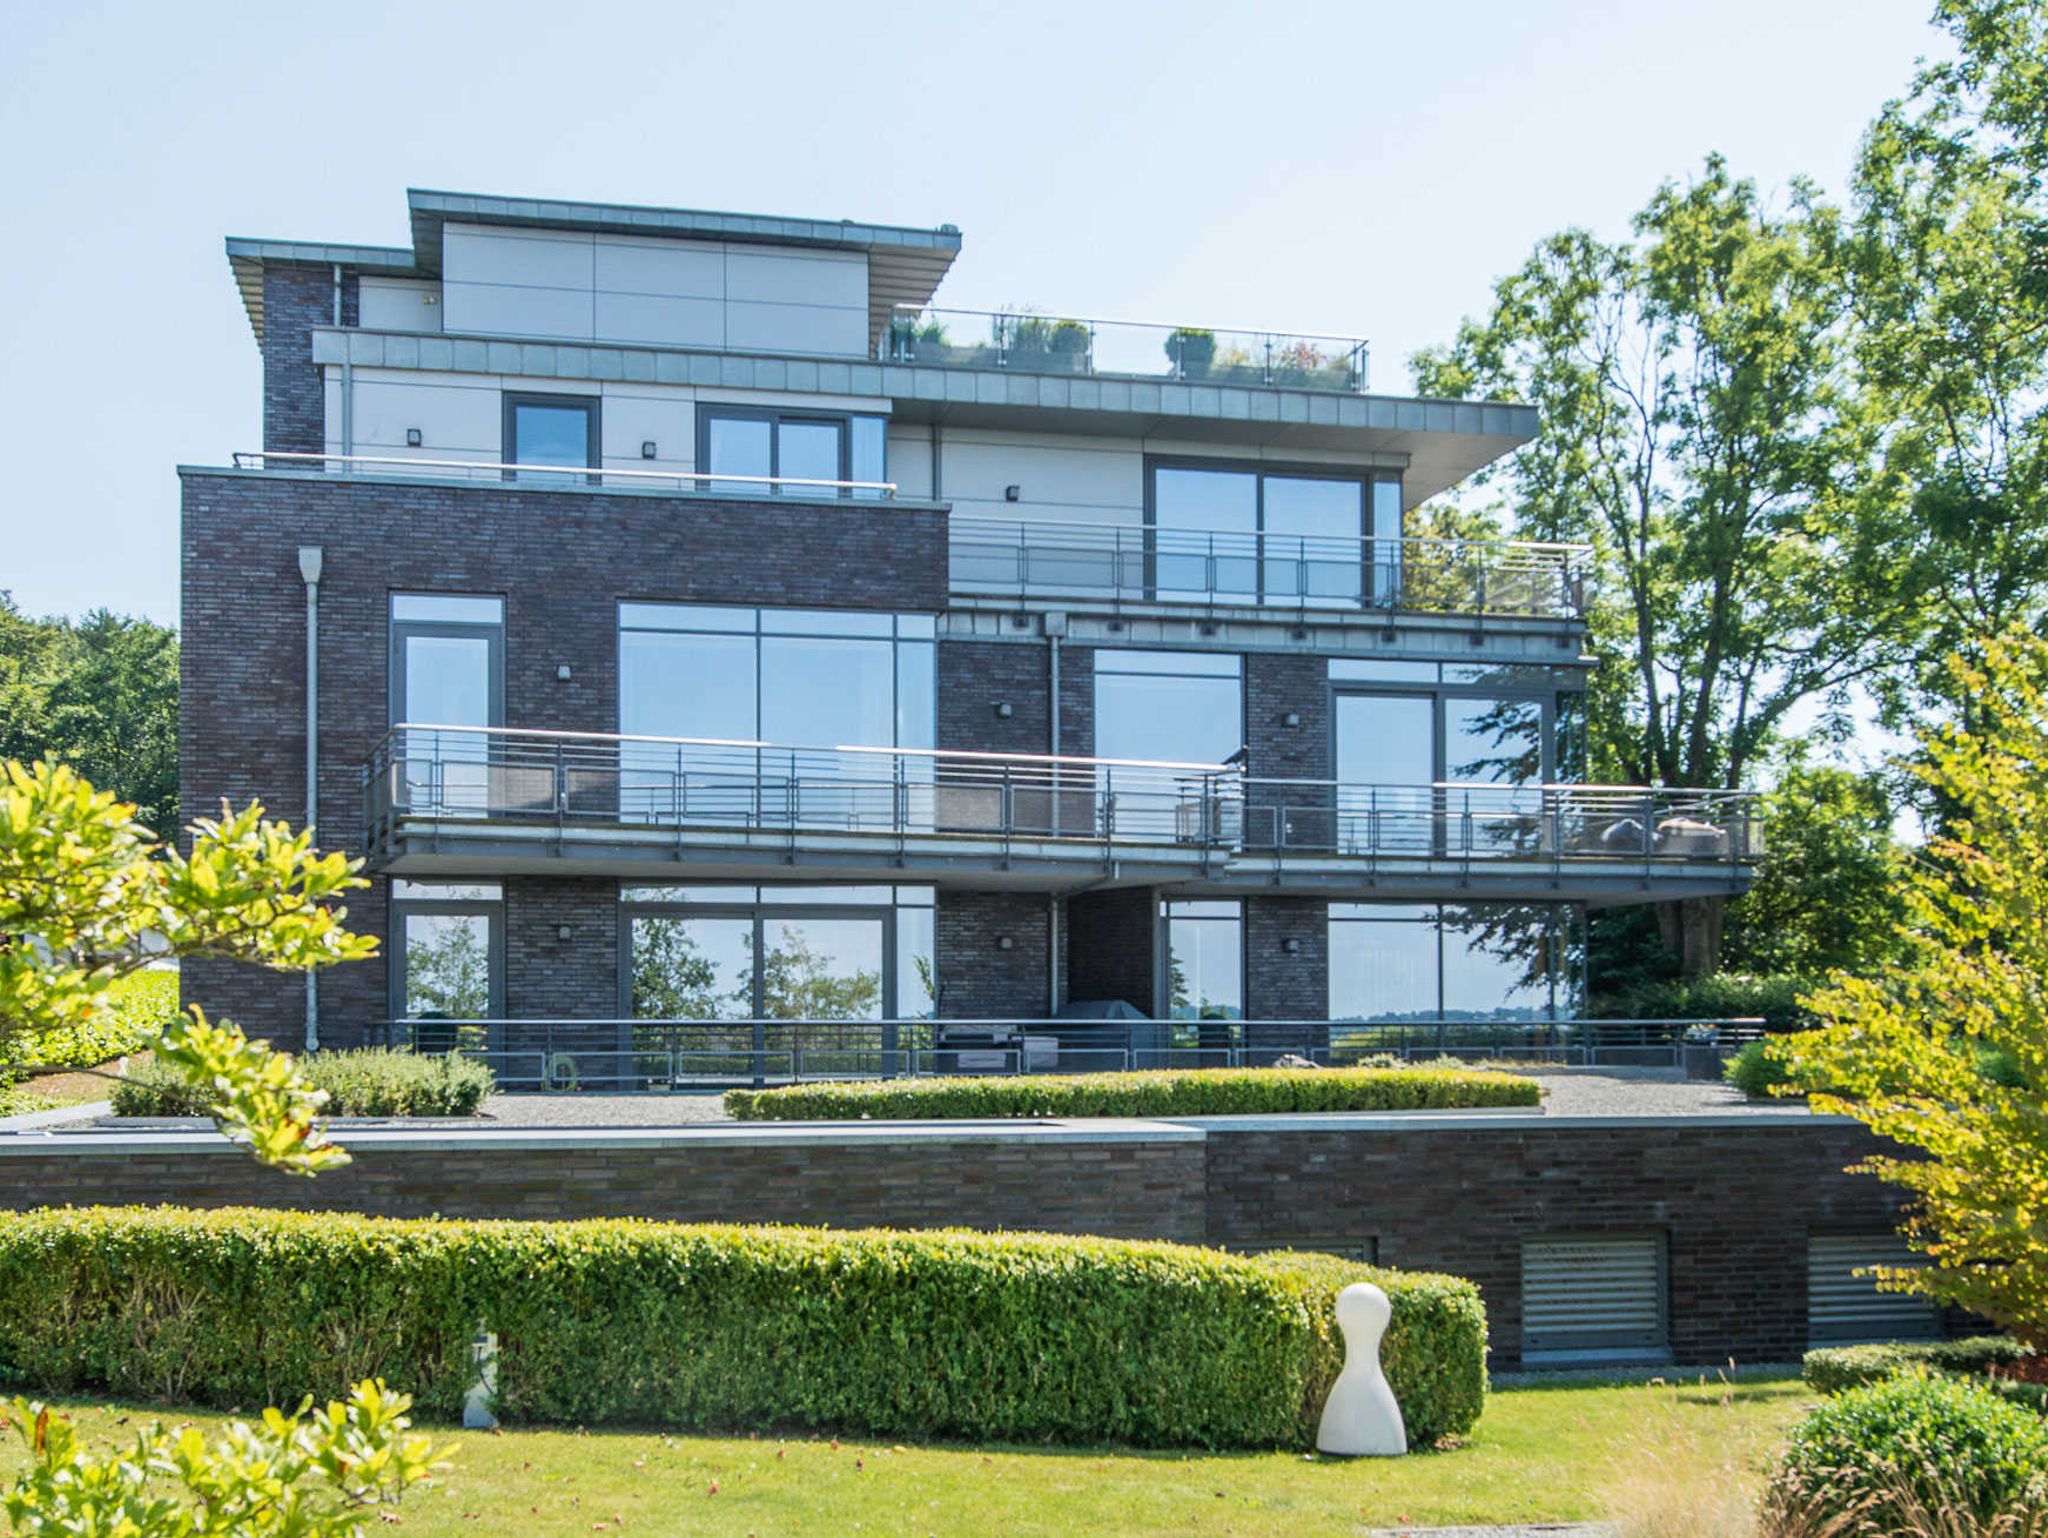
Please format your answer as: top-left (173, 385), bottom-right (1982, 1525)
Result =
top-left (351, 373), bottom-right (503, 459)
top-left (442, 280), bottom-right (594, 341)
top-left (358, 278), bottom-right (443, 334)
top-left (594, 235), bottom-right (725, 299)
top-left (592, 292), bottom-right (724, 350)
top-left (599, 391), bottom-right (695, 474)
top-left (724, 299), bottom-right (866, 357)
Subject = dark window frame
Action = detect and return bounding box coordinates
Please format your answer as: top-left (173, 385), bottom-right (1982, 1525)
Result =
top-left (387, 884), bottom-right (506, 1022)
top-left (1142, 455), bottom-right (1404, 605)
top-left (1328, 680), bottom-right (1558, 787)
top-left (617, 893), bottom-right (907, 1019)
top-left (696, 405), bottom-right (856, 496)
top-left (502, 391), bottom-right (601, 482)
top-left (388, 594), bottom-right (506, 730)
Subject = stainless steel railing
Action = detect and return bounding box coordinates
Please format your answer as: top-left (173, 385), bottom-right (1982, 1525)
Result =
top-left (950, 516), bottom-right (1590, 618)
top-left (882, 306), bottom-right (1370, 393)
top-left (365, 726), bottom-right (1759, 869)
top-left (230, 450), bottom-right (897, 498)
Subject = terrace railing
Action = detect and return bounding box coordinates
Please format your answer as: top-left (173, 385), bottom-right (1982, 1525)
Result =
top-left (231, 450), bottom-right (897, 499)
top-left (883, 306), bottom-right (1369, 393)
top-left (366, 726), bottom-right (1760, 871)
top-left (369, 1016), bottom-right (1769, 1091)
top-left (951, 516), bottom-right (1590, 618)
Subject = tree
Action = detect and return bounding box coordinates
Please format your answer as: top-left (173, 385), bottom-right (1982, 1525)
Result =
top-left (0, 759), bottom-right (372, 1173)
top-left (4, 1379), bottom-right (441, 1536)
top-left (1776, 633), bottom-right (2048, 1340)
top-left (1411, 157), bottom-right (1906, 973)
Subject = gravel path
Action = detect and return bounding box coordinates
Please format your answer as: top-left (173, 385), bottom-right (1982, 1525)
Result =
top-left (458, 1069), bottom-right (1796, 1128)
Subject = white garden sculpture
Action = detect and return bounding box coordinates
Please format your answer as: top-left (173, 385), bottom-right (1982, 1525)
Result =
top-left (1315, 1282), bottom-right (1407, 1457)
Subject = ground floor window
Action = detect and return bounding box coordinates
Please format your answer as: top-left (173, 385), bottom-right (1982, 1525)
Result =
top-left (1327, 902), bottom-right (1585, 1020)
top-left (622, 884), bottom-right (935, 1020)
top-left (1162, 899), bottom-right (1243, 1020)
top-left (389, 880), bottom-right (503, 1021)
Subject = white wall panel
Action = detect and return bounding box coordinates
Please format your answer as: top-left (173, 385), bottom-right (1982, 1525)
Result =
top-left (351, 377), bottom-right (502, 456)
top-left (593, 292), bottom-right (724, 349)
top-left (443, 224), bottom-right (595, 288)
top-left (442, 281), bottom-right (593, 341)
top-left (724, 300), bottom-right (866, 357)
top-left (595, 235), bottom-right (725, 298)
top-left (359, 278), bottom-right (442, 334)
top-left (726, 248), bottom-right (865, 307)
top-left (599, 392), bottom-right (694, 472)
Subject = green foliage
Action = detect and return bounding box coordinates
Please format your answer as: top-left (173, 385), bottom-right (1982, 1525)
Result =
top-left (723, 1065), bottom-right (1540, 1121)
top-left (0, 759), bottom-right (376, 1173)
top-left (3, 1377), bottom-right (443, 1536)
top-left (1765, 1374), bottom-right (2048, 1531)
top-left (1780, 636), bottom-right (2048, 1340)
top-left (1613, 972), bottom-right (1823, 1035)
top-left (1726, 1038), bottom-right (1800, 1099)
top-left (0, 1207), bottom-right (1490, 1449)
top-left (1802, 1337), bottom-right (2033, 1396)
top-left (112, 1049), bottom-right (495, 1119)
top-left (9, 969), bottom-right (178, 1072)
top-left (0, 595), bottom-right (179, 842)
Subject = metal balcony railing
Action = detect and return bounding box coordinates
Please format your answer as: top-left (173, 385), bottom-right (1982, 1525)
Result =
top-left (369, 1016), bottom-right (1770, 1091)
top-left (882, 306), bottom-right (1369, 392)
top-left (366, 726), bottom-right (1759, 870)
top-left (230, 450), bottom-right (898, 499)
top-left (952, 516), bottom-right (1590, 618)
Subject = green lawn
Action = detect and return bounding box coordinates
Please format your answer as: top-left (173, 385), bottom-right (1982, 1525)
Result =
top-left (0, 1375), bottom-right (1814, 1536)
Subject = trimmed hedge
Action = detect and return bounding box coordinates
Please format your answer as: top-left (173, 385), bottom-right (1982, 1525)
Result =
top-left (110, 1048), bottom-right (494, 1118)
top-left (13, 969), bottom-right (180, 1072)
top-left (724, 1065), bottom-right (1539, 1121)
top-left (1804, 1336), bottom-right (2035, 1396)
top-left (0, 1206), bottom-right (1487, 1449)
top-left (1766, 1374), bottom-right (2048, 1530)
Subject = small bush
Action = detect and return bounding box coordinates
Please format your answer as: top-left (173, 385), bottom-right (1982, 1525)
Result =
top-left (110, 1048), bottom-right (493, 1118)
top-left (0, 1207), bottom-right (1488, 1449)
top-left (1726, 1038), bottom-right (1800, 1098)
top-left (1764, 1374), bottom-right (2048, 1531)
top-left (1605, 971), bottom-right (1823, 1033)
top-left (1804, 1337), bottom-right (2034, 1395)
top-left (724, 1065), bottom-right (1538, 1121)
top-left (12, 970), bottom-right (180, 1072)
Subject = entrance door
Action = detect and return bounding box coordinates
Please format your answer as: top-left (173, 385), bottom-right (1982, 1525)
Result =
top-left (1334, 693), bottom-right (1435, 854)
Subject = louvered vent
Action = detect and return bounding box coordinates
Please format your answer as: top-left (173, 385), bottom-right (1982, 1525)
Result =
top-left (1808, 1233), bottom-right (1940, 1346)
top-left (1521, 1234), bottom-right (1667, 1360)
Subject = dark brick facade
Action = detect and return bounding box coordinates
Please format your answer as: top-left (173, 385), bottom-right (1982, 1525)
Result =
top-left (935, 891), bottom-right (1051, 1017)
top-left (1245, 896), bottom-right (1326, 1022)
top-left (1, 1118), bottom-right (1915, 1369)
top-left (1066, 888), bottom-right (1155, 1011)
top-left (261, 266), bottom-right (356, 455)
top-left (937, 641), bottom-right (1050, 755)
top-left (179, 471), bottom-right (948, 1046)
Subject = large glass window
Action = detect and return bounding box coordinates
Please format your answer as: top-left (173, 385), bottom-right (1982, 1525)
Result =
top-left (1094, 650), bottom-right (1243, 764)
top-left (1148, 461), bottom-right (1400, 605)
top-left (389, 880), bottom-right (502, 1022)
top-left (623, 885), bottom-right (935, 1020)
top-left (503, 394), bottom-right (598, 482)
top-left (389, 595), bottom-right (504, 814)
top-left (698, 408), bottom-right (889, 497)
top-left (1163, 899), bottom-right (1243, 1021)
top-left (1330, 658), bottom-right (1573, 789)
top-left (1328, 902), bottom-right (1585, 1021)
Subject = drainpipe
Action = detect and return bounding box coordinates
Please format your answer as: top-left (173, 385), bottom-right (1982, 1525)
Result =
top-left (930, 422), bottom-right (943, 501)
top-left (1046, 620), bottom-right (1064, 1015)
top-left (297, 546), bottom-right (324, 1053)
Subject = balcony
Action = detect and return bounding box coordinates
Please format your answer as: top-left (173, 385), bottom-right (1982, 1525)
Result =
top-left (883, 307), bottom-right (1369, 393)
top-left (230, 451), bottom-right (900, 499)
top-left (365, 726), bottom-right (1758, 899)
top-left (952, 517), bottom-right (1589, 619)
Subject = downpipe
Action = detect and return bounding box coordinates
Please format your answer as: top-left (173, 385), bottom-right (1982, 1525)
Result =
top-left (298, 546), bottom-right (324, 1052)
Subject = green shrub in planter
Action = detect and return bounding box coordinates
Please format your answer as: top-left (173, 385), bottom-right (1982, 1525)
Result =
top-left (1725, 1038), bottom-right (1798, 1099)
top-left (724, 1064), bottom-right (1539, 1120)
top-left (1803, 1336), bottom-right (2034, 1395)
top-left (0, 1207), bottom-right (1488, 1449)
top-left (1764, 1374), bottom-right (2048, 1530)
top-left (111, 1048), bottom-right (493, 1118)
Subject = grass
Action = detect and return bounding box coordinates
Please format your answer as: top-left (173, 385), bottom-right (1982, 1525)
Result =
top-left (0, 1374), bottom-right (1815, 1536)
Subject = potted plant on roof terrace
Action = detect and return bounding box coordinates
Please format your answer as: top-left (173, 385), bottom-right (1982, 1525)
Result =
top-left (1166, 327), bottom-right (1216, 379)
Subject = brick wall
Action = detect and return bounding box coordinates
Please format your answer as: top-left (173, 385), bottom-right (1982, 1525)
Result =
top-left (1245, 896), bottom-right (1326, 1024)
top-left (179, 471), bottom-right (948, 1045)
top-left (0, 1118), bottom-right (1915, 1369)
top-left (1066, 888), bottom-right (1154, 1011)
top-left (936, 641), bottom-right (1049, 754)
top-left (261, 266), bottom-right (356, 455)
top-left (936, 891), bottom-right (1052, 1017)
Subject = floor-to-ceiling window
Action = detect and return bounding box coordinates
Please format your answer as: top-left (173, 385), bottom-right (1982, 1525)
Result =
top-left (1327, 902), bottom-right (1585, 1021)
top-left (698, 407), bottom-right (888, 497)
top-left (1162, 899), bottom-right (1244, 1021)
top-left (389, 593), bottom-right (504, 814)
top-left (1093, 650), bottom-right (1243, 840)
top-left (1147, 459), bottom-right (1402, 606)
top-left (616, 604), bottom-right (935, 825)
top-left (389, 880), bottom-right (503, 1026)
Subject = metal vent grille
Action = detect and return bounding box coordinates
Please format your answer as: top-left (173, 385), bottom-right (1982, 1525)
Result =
top-left (1522, 1234), bottom-right (1667, 1359)
top-left (1808, 1234), bottom-right (1941, 1346)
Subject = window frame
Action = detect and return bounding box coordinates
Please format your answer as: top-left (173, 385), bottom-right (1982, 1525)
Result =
top-left (501, 392), bottom-right (601, 482)
top-left (1329, 677), bottom-right (1558, 787)
top-left (696, 405), bottom-right (859, 496)
top-left (388, 882), bottom-right (505, 1022)
top-left (387, 593), bottom-right (505, 730)
top-left (1143, 455), bottom-right (1403, 606)
top-left (1156, 897), bottom-right (1246, 1023)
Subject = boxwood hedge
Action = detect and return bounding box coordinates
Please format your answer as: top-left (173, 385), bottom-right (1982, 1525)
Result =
top-left (1803, 1337), bottom-right (2034, 1395)
top-left (110, 1048), bottom-right (494, 1118)
top-left (0, 1206), bottom-right (1486, 1449)
top-left (724, 1065), bottom-right (1538, 1121)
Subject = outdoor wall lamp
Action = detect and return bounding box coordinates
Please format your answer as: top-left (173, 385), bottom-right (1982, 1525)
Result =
top-left (997, 936), bottom-right (1016, 951)
top-left (405, 428), bottom-right (422, 447)
top-left (641, 441), bottom-right (658, 459)
top-left (994, 701), bottom-right (1014, 719)
top-left (1281, 937), bottom-right (1303, 955)
top-left (1282, 711), bottom-right (1302, 728)
top-left (556, 664), bottom-right (573, 682)
top-left (556, 924), bottom-right (573, 942)
top-left (1004, 484), bottom-right (1021, 502)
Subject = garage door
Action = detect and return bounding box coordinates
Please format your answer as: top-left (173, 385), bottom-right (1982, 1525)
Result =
top-left (1522, 1234), bottom-right (1667, 1361)
top-left (1808, 1233), bottom-right (1940, 1345)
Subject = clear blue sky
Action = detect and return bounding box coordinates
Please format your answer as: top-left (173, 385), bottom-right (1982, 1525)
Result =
top-left (0, 0), bottom-right (1944, 625)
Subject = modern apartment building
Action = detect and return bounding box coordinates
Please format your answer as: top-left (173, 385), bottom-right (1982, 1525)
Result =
top-left (181, 188), bottom-right (1760, 1082)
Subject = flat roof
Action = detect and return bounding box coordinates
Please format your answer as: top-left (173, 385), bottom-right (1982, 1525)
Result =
top-left (226, 187), bottom-right (963, 346)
